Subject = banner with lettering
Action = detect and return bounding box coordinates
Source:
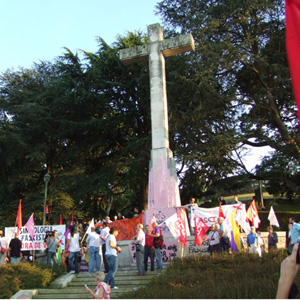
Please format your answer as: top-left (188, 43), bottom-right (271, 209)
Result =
top-left (5, 225), bottom-right (66, 251)
top-left (194, 204), bottom-right (249, 231)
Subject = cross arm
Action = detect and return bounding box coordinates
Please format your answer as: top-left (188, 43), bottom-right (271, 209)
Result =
top-left (119, 44), bottom-right (149, 66)
top-left (160, 34), bottom-right (195, 57)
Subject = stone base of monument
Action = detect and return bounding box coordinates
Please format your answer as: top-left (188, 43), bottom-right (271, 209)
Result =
top-left (22, 232), bottom-right (286, 268)
top-left (117, 231), bottom-right (287, 267)
top-left (117, 235), bottom-right (210, 267)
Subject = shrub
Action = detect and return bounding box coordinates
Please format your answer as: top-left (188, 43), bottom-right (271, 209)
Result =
top-left (0, 262), bottom-right (64, 298)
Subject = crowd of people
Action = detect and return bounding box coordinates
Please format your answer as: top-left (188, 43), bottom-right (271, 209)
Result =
top-left (1, 200), bottom-right (300, 299)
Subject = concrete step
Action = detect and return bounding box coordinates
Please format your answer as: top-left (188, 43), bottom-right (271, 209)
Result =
top-left (31, 263), bottom-right (169, 299)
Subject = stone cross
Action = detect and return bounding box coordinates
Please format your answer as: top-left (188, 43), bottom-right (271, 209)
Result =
top-left (119, 23), bottom-right (195, 234)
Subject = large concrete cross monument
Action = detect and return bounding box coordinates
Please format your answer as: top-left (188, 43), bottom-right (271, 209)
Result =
top-left (120, 23), bottom-right (195, 236)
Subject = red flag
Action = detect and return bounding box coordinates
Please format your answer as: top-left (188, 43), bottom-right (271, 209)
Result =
top-left (286, 0), bottom-right (300, 126)
top-left (194, 215), bottom-right (209, 246)
top-left (246, 200), bottom-right (261, 229)
top-left (165, 209), bottom-right (189, 248)
top-left (72, 213), bottom-right (74, 223)
top-left (59, 214), bottom-right (62, 225)
top-left (45, 205), bottom-right (49, 214)
top-left (16, 200), bottom-right (22, 232)
top-left (176, 209), bottom-right (188, 248)
top-left (219, 201), bottom-right (225, 218)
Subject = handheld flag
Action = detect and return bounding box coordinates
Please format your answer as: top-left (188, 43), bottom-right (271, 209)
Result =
top-left (25, 214), bottom-right (35, 241)
top-left (16, 200), bottom-right (22, 233)
top-left (246, 200), bottom-right (261, 229)
top-left (194, 215), bottom-right (209, 246)
top-left (165, 209), bottom-right (190, 248)
top-left (268, 206), bottom-right (280, 227)
top-left (86, 218), bottom-right (95, 234)
top-left (219, 201), bottom-right (225, 219)
top-left (60, 214), bottom-right (62, 225)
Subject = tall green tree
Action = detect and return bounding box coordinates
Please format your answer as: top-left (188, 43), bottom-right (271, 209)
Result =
top-left (156, 0), bottom-right (300, 196)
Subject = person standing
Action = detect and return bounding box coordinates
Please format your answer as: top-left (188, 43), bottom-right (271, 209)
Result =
top-left (184, 198), bottom-right (198, 235)
top-left (100, 222), bottom-right (110, 273)
top-left (144, 225), bottom-right (155, 272)
top-left (267, 226), bottom-right (278, 251)
top-left (286, 223), bottom-right (292, 248)
top-left (232, 195), bottom-right (241, 204)
top-left (289, 217), bottom-right (300, 245)
top-left (87, 227), bottom-right (101, 275)
top-left (46, 230), bottom-right (60, 267)
top-left (9, 232), bottom-right (22, 264)
top-left (218, 217), bottom-right (230, 252)
top-left (117, 213), bottom-right (125, 220)
top-left (103, 227), bottom-right (122, 290)
top-left (149, 222), bottom-right (163, 270)
top-left (247, 226), bottom-right (263, 257)
top-left (66, 225), bottom-right (81, 274)
top-left (132, 223), bottom-right (145, 276)
top-left (205, 224), bottom-right (221, 255)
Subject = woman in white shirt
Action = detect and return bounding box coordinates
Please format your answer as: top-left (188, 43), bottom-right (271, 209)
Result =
top-left (103, 227), bottom-right (122, 289)
top-left (66, 225), bottom-right (81, 274)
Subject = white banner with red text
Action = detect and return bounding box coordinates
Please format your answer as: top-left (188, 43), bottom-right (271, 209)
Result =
top-left (5, 225), bottom-right (66, 251)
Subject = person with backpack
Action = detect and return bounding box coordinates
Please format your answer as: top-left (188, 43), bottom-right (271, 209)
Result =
top-left (149, 222), bottom-right (163, 270)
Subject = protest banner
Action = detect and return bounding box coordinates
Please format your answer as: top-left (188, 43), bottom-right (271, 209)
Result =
top-left (94, 214), bottom-right (144, 241)
top-left (5, 225), bottom-right (66, 251)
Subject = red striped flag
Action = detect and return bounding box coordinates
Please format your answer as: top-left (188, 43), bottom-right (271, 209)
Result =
top-left (194, 215), bottom-right (209, 246)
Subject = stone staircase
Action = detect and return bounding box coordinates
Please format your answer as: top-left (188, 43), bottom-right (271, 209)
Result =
top-left (31, 263), bottom-right (169, 299)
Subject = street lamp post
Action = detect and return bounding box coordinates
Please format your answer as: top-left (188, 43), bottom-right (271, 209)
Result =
top-left (42, 173), bottom-right (51, 226)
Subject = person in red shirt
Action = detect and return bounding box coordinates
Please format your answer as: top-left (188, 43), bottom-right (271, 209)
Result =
top-left (144, 225), bottom-right (155, 272)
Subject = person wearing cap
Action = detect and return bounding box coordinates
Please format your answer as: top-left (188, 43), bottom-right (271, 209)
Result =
top-left (86, 271), bottom-right (111, 299)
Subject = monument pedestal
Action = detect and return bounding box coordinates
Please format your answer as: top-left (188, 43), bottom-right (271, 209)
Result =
top-left (144, 147), bottom-right (181, 237)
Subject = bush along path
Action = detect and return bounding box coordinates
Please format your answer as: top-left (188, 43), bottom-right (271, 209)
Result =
top-left (12, 262), bottom-right (169, 299)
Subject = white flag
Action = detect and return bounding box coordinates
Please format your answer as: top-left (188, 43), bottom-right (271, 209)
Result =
top-left (165, 213), bottom-right (180, 239)
top-left (86, 218), bottom-right (95, 234)
top-left (268, 206), bottom-right (280, 227)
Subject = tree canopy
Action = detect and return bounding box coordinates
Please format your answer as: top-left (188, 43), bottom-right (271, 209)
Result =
top-left (0, 0), bottom-right (299, 226)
